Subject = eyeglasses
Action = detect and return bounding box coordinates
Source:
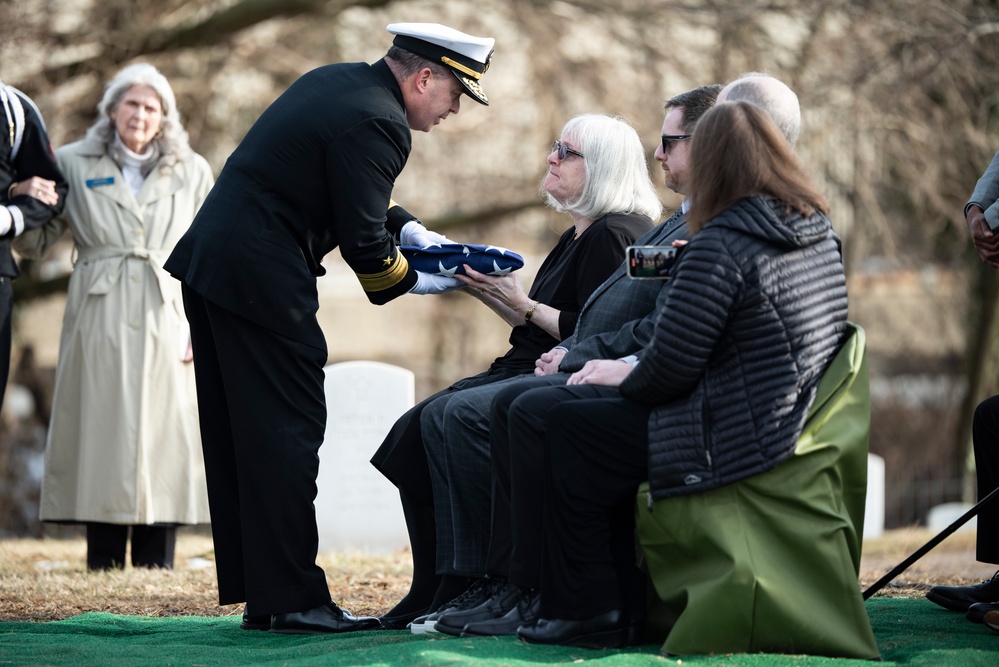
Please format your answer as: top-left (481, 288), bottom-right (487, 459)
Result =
top-left (661, 134), bottom-right (692, 154)
top-left (551, 139), bottom-right (585, 161)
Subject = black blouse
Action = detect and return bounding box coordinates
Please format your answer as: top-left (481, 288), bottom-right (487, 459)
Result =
top-left (490, 211), bottom-right (652, 373)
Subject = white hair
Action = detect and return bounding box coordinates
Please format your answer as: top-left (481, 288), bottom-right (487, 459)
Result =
top-left (545, 114), bottom-right (662, 222)
top-left (84, 62), bottom-right (192, 168)
top-left (720, 72), bottom-right (801, 145)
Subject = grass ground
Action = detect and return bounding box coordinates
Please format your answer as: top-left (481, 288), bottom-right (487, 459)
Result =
top-left (0, 527), bottom-right (993, 622)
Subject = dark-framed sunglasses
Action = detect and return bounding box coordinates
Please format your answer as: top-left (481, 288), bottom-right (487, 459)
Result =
top-left (661, 134), bottom-right (692, 154)
top-left (552, 139), bottom-right (585, 161)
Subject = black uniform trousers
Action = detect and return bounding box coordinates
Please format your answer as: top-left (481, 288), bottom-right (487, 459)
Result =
top-left (494, 381), bottom-right (649, 619)
top-left (972, 394), bottom-right (999, 563)
top-left (182, 285), bottom-right (330, 615)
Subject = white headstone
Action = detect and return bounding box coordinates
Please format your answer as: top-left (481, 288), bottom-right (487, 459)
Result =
top-left (315, 361), bottom-right (414, 554)
top-left (864, 453), bottom-right (885, 538)
top-left (927, 502), bottom-right (977, 533)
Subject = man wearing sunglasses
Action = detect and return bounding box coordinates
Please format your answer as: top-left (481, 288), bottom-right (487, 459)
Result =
top-left (419, 73), bottom-right (804, 641)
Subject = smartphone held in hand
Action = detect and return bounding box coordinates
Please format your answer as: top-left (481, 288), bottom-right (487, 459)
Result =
top-left (626, 245), bottom-right (677, 279)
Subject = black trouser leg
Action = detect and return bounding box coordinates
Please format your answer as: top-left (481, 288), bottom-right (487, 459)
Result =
top-left (488, 380), bottom-right (562, 588)
top-left (973, 395), bottom-right (999, 563)
top-left (131, 525), bottom-right (177, 569)
top-left (182, 286), bottom-right (330, 614)
top-left (87, 523), bottom-right (128, 571)
top-left (535, 388), bottom-right (649, 619)
top-left (383, 489), bottom-right (440, 619)
top-left (0, 277), bottom-right (12, 413)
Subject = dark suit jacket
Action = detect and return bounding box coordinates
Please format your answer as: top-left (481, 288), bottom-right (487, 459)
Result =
top-left (165, 60), bottom-right (418, 349)
top-left (0, 86), bottom-right (67, 278)
top-left (560, 210), bottom-right (688, 371)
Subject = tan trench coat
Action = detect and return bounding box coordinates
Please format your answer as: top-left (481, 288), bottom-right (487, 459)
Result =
top-left (18, 136), bottom-right (213, 525)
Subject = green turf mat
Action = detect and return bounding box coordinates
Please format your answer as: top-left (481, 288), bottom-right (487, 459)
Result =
top-left (0, 599), bottom-right (996, 666)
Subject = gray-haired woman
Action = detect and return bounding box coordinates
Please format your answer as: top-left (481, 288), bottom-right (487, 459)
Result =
top-left (16, 63), bottom-right (214, 570)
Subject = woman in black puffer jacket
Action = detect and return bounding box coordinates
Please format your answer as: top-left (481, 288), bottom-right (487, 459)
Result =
top-left (509, 100), bottom-right (849, 649)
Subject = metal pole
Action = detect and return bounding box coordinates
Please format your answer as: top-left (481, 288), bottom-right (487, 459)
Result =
top-left (863, 486), bottom-right (999, 600)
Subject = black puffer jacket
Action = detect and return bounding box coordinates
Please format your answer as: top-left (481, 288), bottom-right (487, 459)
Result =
top-left (619, 195), bottom-right (848, 501)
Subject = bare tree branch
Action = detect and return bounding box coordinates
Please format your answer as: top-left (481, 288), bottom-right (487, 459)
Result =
top-left (42, 0), bottom-right (394, 82)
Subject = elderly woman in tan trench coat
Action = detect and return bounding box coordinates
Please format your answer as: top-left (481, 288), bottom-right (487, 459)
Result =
top-left (16, 63), bottom-right (213, 570)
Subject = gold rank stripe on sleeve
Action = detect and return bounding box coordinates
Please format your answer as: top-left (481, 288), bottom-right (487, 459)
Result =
top-left (356, 251), bottom-right (410, 292)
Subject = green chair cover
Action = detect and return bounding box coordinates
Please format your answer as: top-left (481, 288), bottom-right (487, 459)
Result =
top-left (635, 322), bottom-right (880, 659)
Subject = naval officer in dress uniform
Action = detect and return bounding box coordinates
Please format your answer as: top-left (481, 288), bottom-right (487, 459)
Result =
top-left (164, 22), bottom-right (496, 634)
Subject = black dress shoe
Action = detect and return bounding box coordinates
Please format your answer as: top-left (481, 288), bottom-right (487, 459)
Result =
top-left (623, 618), bottom-right (646, 646)
top-left (517, 609), bottom-right (627, 648)
top-left (410, 577), bottom-right (503, 635)
top-left (926, 571), bottom-right (999, 612)
top-left (966, 601), bottom-right (999, 623)
top-left (378, 607), bottom-right (429, 630)
top-left (461, 590), bottom-right (540, 637)
top-left (240, 604), bottom-right (271, 631)
top-left (436, 581), bottom-right (522, 637)
top-left (240, 612), bottom-right (271, 631)
top-left (270, 602), bottom-right (381, 634)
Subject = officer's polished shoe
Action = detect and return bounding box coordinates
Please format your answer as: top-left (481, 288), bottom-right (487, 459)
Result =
top-left (240, 612), bottom-right (271, 631)
top-left (517, 609), bottom-right (627, 648)
top-left (926, 571), bottom-right (999, 612)
top-left (966, 601), bottom-right (999, 623)
top-left (985, 610), bottom-right (999, 633)
top-left (270, 602), bottom-right (380, 634)
top-left (239, 604), bottom-right (270, 631)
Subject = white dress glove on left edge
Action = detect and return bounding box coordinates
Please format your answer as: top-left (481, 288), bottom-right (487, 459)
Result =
top-left (400, 220), bottom-right (450, 248)
top-left (409, 271), bottom-right (462, 295)
top-left (0, 208), bottom-right (12, 236)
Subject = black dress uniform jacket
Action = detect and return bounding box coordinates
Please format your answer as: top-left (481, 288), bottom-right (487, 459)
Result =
top-left (165, 60), bottom-right (418, 350)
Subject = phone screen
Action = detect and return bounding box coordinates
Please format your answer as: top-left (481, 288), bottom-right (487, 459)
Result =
top-left (626, 245), bottom-right (677, 279)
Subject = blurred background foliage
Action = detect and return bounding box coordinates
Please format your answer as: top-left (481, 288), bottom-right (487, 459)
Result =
top-left (2, 0), bottom-right (999, 533)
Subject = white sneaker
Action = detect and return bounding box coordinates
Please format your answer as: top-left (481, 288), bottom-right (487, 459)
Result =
top-left (408, 578), bottom-right (501, 635)
top-left (409, 609), bottom-right (446, 634)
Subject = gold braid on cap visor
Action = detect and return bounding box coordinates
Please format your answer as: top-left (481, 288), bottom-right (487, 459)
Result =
top-left (357, 252), bottom-right (410, 292)
top-left (460, 77), bottom-right (487, 103)
top-left (441, 57), bottom-right (482, 79)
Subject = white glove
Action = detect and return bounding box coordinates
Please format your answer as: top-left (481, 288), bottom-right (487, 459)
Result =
top-left (0, 208), bottom-right (12, 236)
top-left (400, 220), bottom-right (450, 248)
top-left (409, 271), bottom-right (462, 295)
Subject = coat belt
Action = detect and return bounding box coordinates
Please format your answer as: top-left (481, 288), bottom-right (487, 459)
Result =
top-left (74, 245), bottom-right (174, 303)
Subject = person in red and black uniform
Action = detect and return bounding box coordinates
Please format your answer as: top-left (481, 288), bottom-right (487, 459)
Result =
top-left (0, 80), bottom-right (67, 412)
top-left (164, 23), bottom-right (496, 634)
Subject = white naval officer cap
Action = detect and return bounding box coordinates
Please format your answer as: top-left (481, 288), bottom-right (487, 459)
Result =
top-left (387, 22), bottom-right (495, 106)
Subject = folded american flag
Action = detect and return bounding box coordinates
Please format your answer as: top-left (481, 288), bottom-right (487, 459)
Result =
top-left (400, 243), bottom-right (524, 277)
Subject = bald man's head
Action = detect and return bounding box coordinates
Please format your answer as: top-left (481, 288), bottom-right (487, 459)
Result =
top-left (718, 73), bottom-right (800, 145)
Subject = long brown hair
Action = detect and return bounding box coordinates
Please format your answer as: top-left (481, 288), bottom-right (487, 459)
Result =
top-left (685, 101), bottom-right (827, 233)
